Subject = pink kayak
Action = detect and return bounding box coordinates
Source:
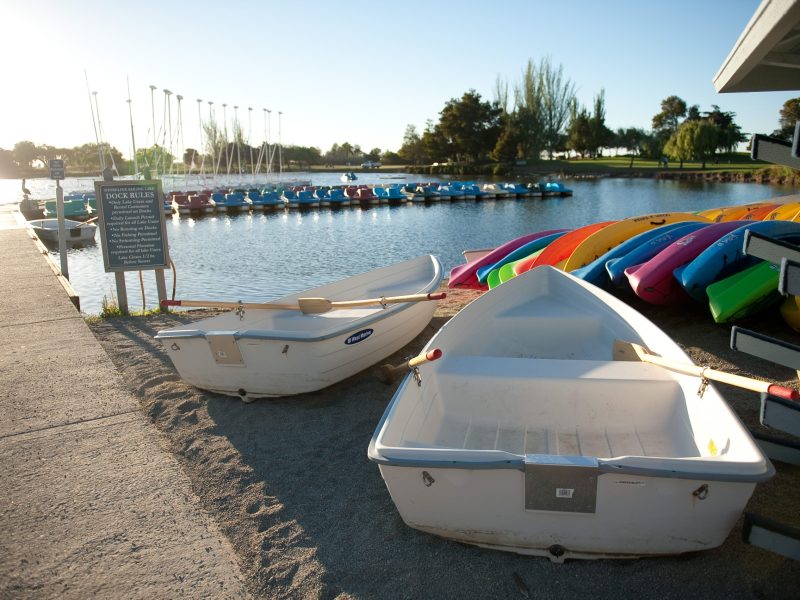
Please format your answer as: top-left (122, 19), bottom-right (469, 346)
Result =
top-left (449, 230), bottom-right (568, 289)
top-left (624, 221), bottom-right (750, 305)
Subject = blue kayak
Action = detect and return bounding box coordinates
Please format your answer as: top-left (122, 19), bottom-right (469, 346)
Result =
top-left (676, 220), bottom-right (800, 302)
top-left (605, 222), bottom-right (711, 287)
top-left (571, 221), bottom-right (706, 288)
top-left (475, 230), bottom-right (569, 284)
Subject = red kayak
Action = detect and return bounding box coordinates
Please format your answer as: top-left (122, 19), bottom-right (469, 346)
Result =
top-left (449, 230), bottom-right (568, 289)
top-left (625, 221), bottom-right (750, 305)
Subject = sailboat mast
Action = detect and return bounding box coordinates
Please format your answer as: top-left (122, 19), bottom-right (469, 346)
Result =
top-left (197, 98), bottom-right (206, 180)
top-left (234, 105), bottom-right (242, 178)
top-left (127, 77), bottom-right (138, 178)
top-left (83, 70), bottom-right (103, 173)
top-left (149, 84), bottom-right (159, 177)
top-left (278, 111), bottom-right (283, 182)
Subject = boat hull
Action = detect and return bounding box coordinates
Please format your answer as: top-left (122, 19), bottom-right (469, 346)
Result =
top-left (27, 218), bottom-right (97, 245)
top-left (378, 462), bottom-right (754, 560)
top-left (369, 266), bottom-right (772, 560)
top-left (156, 255), bottom-right (443, 399)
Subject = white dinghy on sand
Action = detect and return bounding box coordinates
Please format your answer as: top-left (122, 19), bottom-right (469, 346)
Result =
top-left (156, 255), bottom-right (443, 400)
top-left (368, 266), bottom-right (776, 561)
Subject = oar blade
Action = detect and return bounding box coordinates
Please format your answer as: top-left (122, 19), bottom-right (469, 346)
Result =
top-left (297, 297), bottom-right (334, 314)
top-left (613, 340), bottom-right (651, 361)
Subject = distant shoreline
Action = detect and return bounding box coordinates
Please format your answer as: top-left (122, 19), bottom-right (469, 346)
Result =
top-left (2, 163), bottom-right (797, 186)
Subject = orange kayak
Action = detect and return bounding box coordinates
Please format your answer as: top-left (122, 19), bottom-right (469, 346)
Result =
top-left (514, 221), bottom-right (617, 275)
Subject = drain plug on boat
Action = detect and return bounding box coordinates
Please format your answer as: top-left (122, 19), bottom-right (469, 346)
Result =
top-left (548, 545), bottom-right (566, 559)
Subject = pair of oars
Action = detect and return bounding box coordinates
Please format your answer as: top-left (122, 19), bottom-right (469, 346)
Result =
top-left (161, 292), bottom-right (446, 315)
top-left (614, 340), bottom-right (799, 401)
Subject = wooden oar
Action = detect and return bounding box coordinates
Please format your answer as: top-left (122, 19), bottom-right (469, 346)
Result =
top-left (378, 348), bottom-right (443, 384)
top-left (298, 292), bottom-right (445, 313)
top-left (77, 217), bottom-right (99, 227)
top-left (160, 292), bottom-right (446, 315)
top-left (161, 299), bottom-right (302, 311)
top-left (613, 340), bottom-right (799, 401)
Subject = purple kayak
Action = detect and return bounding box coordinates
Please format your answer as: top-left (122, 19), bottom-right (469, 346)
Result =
top-left (624, 221), bottom-right (750, 305)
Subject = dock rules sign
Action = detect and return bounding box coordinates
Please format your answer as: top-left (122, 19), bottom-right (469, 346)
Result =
top-left (94, 181), bottom-right (170, 272)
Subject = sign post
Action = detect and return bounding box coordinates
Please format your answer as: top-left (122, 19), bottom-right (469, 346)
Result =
top-left (49, 159), bottom-right (68, 279)
top-left (93, 180), bottom-right (170, 314)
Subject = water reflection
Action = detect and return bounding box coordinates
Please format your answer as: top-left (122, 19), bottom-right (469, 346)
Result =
top-left (5, 175), bottom-right (795, 315)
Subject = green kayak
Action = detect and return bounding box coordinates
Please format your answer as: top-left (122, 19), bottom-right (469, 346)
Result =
top-left (488, 249), bottom-right (547, 289)
top-left (706, 261), bottom-right (782, 323)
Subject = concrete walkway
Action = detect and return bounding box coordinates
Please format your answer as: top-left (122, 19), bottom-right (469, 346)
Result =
top-left (0, 205), bottom-right (250, 598)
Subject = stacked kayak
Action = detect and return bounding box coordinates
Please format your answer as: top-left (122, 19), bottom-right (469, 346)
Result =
top-left (453, 198), bottom-right (800, 325)
top-left (625, 221), bottom-right (750, 305)
top-left (676, 220), bottom-right (800, 302)
top-left (449, 231), bottom-right (566, 290)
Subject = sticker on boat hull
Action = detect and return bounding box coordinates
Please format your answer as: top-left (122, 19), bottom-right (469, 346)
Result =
top-left (345, 328), bottom-right (373, 345)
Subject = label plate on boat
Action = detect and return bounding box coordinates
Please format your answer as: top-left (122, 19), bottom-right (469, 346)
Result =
top-left (524, 463), bottom-right (598, 513)
top-left (206, 333), bottom-right (244, 365)
top-left (345, 328), bottom-right (373, 345)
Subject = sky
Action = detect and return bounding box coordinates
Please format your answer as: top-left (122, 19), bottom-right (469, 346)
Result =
top-left (0, 0), bottom-right (796, 159)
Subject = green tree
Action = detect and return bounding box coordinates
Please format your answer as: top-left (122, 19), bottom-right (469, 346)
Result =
top-left (436, 89), bottom-right (502, 162)
top-left (340, 142), bottom-right (354, 165)
top-left (421, 119), bottom-right (450, 163)
top-left (616, 127), bottom-right (649, 167)
top-left (398, 125), bottom-right (424, 165)
top-left (566, 108), bottom-right (592, 158)
top-left (703, 105), bottom-right (745, 152)
top-left (380, 150), bottom-right (403, 165)
top-left (652, 96), bottom-right (687, 140)
top-left (589, 89), bottom-right (615, 157)
top-left (136, 145), bottom-right (173, 174)
top-left (664, 120), bottom-right (719, 169)
top-left (492, 114), bottom-right (521, 163)
top-left (513, 59), bottom-right (545, 160)
top-left (538, 58), bottom-right (576, 159)
top-left (282, 145), bottom-right (321, 167)
top-left (0, 147), bottom-right (15, 177)
top-left (772, 97), bottom-right (800, 140)
top-left (12, 141), bottom-right (39, 167)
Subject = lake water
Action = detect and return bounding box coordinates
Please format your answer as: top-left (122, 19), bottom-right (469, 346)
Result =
top-left (1, 173), bottom-right (796, 315)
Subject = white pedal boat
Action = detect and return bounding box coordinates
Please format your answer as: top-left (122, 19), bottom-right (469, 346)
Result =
top-left (368, 266), bottom-right (773, 561)
top-left (156, 255), bottom-right (443, 400)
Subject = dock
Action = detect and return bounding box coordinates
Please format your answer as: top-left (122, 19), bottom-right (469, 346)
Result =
top-left (0, 205), bottom-right (250, 598)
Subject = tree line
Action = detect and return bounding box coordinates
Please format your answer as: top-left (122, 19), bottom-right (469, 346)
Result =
top-left (394, 57), bottom-right (786, 170)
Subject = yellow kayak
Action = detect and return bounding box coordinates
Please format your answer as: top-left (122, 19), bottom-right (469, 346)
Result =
top-left (780, 295), bottom-right (800, 332)
top-left (764, 201), bottom-right (800, 221)
top-left (563, 212), bottom-right (708, 272)
top-left (698, 201), bottom-right (779, 223)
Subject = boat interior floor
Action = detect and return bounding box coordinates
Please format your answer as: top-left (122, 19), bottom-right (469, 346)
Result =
top-left (401, 357), bottom-right (701, 460)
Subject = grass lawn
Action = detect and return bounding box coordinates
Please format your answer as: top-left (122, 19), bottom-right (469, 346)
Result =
top-left (555, 153), bottom-right (769, 173)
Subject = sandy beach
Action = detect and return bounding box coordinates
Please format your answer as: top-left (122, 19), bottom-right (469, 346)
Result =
top-left (86, 284), bottom-right (800, 599)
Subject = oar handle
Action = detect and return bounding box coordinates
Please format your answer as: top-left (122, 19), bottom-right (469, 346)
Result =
top-left (378, 348), bottom-right (443, 384)
top-left (639, 353), bottom-right (799, 401)
top-left (160, 299), bottom-right (300, 311)
top-left (408, 348), bottom-right (443, 369)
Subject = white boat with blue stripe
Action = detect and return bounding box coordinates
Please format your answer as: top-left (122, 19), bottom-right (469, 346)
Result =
top-left (156, 255), bottom-right (443, 400)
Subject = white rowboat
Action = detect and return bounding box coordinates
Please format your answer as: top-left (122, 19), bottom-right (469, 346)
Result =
top-left (26, 218), bottom-right (97, 246)
top-left (156, 255), bottom-right (443, 400)
top-left (368, 266), bottom-right (773, 561)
